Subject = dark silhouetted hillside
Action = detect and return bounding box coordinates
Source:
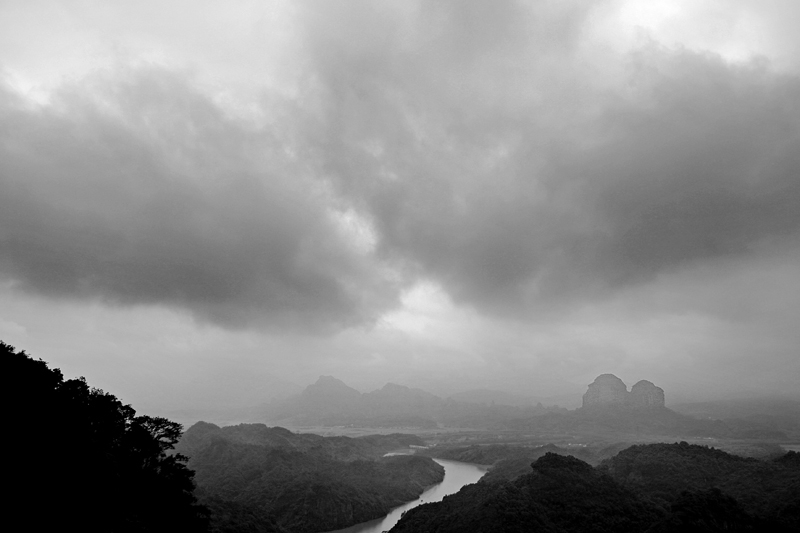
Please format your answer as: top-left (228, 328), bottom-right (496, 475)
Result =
top-left (421, 443), bottom-right (601, 483)
top-left (3, 340), bottom-right (208, 532)
top-left (390, 444), bottom-right (800, 532)
top-left (390, 453), bottom-right (659, 533)
top-left (600, 442), bottom-right (800, 527)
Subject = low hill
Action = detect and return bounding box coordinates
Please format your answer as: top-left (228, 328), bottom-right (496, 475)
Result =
top-left (490, 401), bottom-right (790, 441)
top-left (390, 453), bottom-right (659, 533)
top-left (426, 443), bottom-right (600, 483)
top-left (178, 422), bottom-right (443, 532)
top-left (390, 445), bottom-right (800, 532)
top-left (178, 421), bottom-right (425, 461)
top-left (600, 442), bottom-right (800, 522)
top-left (671, 397), bottom-right (800, 440)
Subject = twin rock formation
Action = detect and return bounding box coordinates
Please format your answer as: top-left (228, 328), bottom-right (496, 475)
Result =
top-left (582, 374), bottom-right (665, 410)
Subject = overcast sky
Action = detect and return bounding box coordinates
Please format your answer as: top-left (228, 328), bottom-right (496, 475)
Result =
top-left (2, 0), bottom-right (799, 413)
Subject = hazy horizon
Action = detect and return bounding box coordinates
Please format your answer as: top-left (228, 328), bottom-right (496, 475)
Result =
top-left (2, 1), bottom-right (799, 417)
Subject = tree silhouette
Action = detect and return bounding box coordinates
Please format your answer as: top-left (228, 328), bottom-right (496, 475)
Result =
top-left (3, 340), bottom-right (208, 532)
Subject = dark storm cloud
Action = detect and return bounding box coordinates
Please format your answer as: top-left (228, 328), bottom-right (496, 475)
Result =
top-left (0, 68), bottom-right (396, 331)
top-left (2, 1), bottom-right (800, 330)
top-left (583, 51), bottom-right (800, 285)
top-left (295, 1), bottom-right (800, 316)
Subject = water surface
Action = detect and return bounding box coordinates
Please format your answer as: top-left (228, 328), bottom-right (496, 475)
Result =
top-left (325, 458), bottom-right (487, 533)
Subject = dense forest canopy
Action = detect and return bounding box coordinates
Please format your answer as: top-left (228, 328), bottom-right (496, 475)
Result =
top-left (392, 445), bottom-right (800, 532)
top-left (3, 341), bottom-right (208, 532)
top-left (178, 421), bottom-right (444, 532)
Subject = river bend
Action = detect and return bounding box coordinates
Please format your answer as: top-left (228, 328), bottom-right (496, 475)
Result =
top-left (325, 458), bottom-right (487, 533)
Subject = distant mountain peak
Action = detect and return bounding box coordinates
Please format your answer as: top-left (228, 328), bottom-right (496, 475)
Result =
top-left (368, 382), bottom-right (442, 402)
top-left (582, 374), bottom-right (665, 409)
top-left (300, 376), bottom-right (361, 405)
top-left (314, 375), bottom-right (350, 386)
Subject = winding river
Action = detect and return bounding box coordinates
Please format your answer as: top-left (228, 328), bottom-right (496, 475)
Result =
top-left (325, 458), bottom-right (488, 533)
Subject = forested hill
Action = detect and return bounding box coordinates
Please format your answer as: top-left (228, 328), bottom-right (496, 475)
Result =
top-left (178, 422), bottom-right (444, 532)
top-left (178, 421), bottom-right (424, 461)
top-left (3, 340), bottom-right (209, 532)
top-left (390, 444), bottom-right (800, 532)
top-left (600, 442), bottom-right (800, 523)
top-left (391, 452), bottom-right (660, 533)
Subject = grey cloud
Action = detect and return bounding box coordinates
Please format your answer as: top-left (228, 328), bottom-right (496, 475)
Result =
top-left (295, 3), bottom-right (800, 317)
top-left (566, 50), bottom-right (800, 287)
top-left (4, 2), bottom-right (800, 330)
top-left (0, 68), bottom-right (397, 331)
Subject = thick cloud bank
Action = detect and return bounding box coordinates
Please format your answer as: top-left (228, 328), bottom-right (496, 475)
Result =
top-left (1, 0), bottom-right (799, 330)
top-left (0, 69), bottom-right (396, 331)
top-left (302, 1), bottom-right (800, 316)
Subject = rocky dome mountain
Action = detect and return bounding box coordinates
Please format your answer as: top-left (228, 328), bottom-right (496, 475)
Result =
top-left (489, 374), bottom-right (790, 440)
top-left (264, 374), bottom-right (788, 441)
top-left (629, 379), bottom-right (665, 408)
top-left (582, 374), bottom-right (665, 409)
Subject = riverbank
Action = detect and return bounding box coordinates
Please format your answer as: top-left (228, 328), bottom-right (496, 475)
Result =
top-left (324, 459), bottom-right (488, 533)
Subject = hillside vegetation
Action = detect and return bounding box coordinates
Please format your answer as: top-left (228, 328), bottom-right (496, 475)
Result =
top-left (178, 422), bottom-right (444, 532)
top-left (390, 443), bottom-right (800, 532)
top-left (3, 341), bottom-right (209, 532)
